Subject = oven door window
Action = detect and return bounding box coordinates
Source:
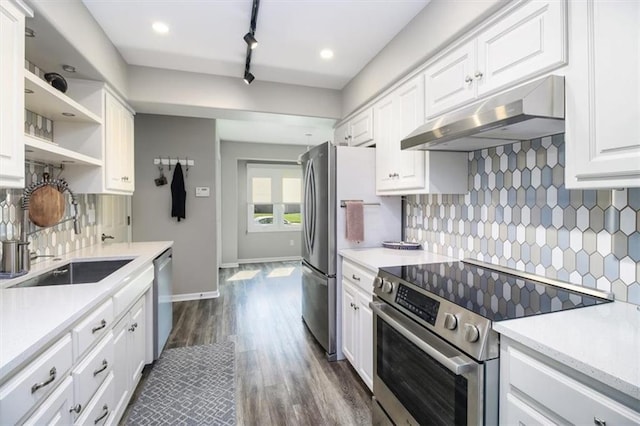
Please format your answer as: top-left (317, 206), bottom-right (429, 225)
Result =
top-left (377, 317), bottom-right (468, 425)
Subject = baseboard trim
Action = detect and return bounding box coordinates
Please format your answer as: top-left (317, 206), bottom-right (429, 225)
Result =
top-left (237, 256), bottom-right (301, 264)
top-left (171, 291), bottom-right (220, 302)
top-left (219, 262), bottom-right (240, 269)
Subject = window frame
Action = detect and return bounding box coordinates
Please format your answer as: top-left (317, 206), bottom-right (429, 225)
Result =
top-left (246, 163), bottom-right (302, 233)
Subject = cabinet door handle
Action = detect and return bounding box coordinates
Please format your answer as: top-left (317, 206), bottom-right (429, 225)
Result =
top-left (69, 404), bottom-right (82, 414)
top-left (93, 359), bottom-right (108, 377)
top-left (475, 71), bottom-right (483, 79)
top-left (352, 274), bottom-right (361, 281)
top-left (94, 404), bottom-right (109, 424)
top-left (354, 305), bottom-right (359, 310)
top-left (593, 418), bottom-right (606, 426)
top-left (31, 367), bottom-right (56, 393)
top-left (92, 319), bottom-right (107, 334)
top-left (464, 75), bottom-right (473, 84)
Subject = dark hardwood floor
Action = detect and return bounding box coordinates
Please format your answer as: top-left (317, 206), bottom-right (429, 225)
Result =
top-left (125, 261), bottom-right (372, 425)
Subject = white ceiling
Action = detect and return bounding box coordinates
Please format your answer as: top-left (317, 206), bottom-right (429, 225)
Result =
top-left (78, 0), bottom-right (429, 145)
top-left (81, 0), bottom-right (429, 90)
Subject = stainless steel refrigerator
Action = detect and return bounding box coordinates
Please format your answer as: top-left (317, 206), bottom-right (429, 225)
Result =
top-left (300, 142), bottom-right (401, 361)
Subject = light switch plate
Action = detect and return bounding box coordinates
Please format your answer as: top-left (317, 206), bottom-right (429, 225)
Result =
top-left (195, 187), bottom-right (210, 197)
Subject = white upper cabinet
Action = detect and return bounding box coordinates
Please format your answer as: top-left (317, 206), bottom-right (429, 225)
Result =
top-left (424, 41), bottom-right (476, 117)
top-left (376, 76), bottom-right (426, 192)
top-left (104, 91), bottom-right (135, 193)
top-left (376, 75), bottom-right (468, 194)
top-left (333, 108), bottom-right (374, 147)
top-left (425, 0), bottom-right (567, 119)
top-left (565, 0), bottom-right (640, 188)
top-left (0, 1), bottom-right (32, 188)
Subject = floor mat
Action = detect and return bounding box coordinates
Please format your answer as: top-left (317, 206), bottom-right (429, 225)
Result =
top-left (124, 342), bottom-right (236, 425)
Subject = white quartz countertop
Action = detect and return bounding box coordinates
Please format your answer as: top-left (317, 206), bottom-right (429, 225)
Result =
top-left (0, 241), bottom-right (172, 383)
top-left (494, 300), bottom-right (640, 401)
top-left (339, 247), bottom-right (455, 270)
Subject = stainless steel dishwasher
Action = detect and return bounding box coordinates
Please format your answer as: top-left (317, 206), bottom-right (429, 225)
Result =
top-left (153, 248), bottom-right (173, 359)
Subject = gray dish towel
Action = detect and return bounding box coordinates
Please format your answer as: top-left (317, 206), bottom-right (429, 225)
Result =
top-left (171, 162), bottom-right (186, 221)
top-left (345, 200), bottom-right (364, 242)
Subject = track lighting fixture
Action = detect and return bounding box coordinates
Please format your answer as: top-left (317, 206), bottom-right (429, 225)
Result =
top-left (243, 71), bottom-right (255, 85)
top-left (241, 0), bottom-right (260, 84)
top-left (244, 32), bottom-right (258, 50)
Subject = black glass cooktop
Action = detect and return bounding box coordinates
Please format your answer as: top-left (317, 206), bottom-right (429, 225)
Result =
top-left (379, 261), bottom-right (611, 321)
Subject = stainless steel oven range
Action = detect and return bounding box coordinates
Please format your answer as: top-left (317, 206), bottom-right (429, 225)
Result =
top-left (371, 259), bottom-right (612, 426)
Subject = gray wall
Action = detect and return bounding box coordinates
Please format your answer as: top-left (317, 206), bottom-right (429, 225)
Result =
top-left (132, 114), bottom-right (218, 297)
top-left (220, 141), bottom-right (307, 265)
top-left (236, 160), bottom-right (301, 262)
top-left (342, 0), bottom-right (507, 115)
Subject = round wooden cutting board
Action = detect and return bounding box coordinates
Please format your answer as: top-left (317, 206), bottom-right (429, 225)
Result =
top-left (28, 185), bottom-right (66, 227)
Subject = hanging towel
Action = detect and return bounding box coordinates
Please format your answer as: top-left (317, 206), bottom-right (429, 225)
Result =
top-left (171, 162), bottom-right (186, 222)
top-left (345, 200), bottom-right (364, 243)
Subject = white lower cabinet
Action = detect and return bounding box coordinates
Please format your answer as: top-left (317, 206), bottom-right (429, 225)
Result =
top-left (0, 263), bottom-right (153, 425)
top-left (22, 376), bottom-right (74, 426)
top-left (341, 259), bottom-right (376, 391)
top-left (500, 337), bottom-right (640, 425)
top-left (71, 333), bottom-right (114, 421)
top-left (0, 335), bottom-right (73, 425)
top-left (74, 372), bottom-right (115, 426)
top-left (113, 296), bottom-right (147, 422)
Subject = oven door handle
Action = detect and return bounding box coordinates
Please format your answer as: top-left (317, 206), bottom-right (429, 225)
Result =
top-left (370, 301), bottom-right (477, 375)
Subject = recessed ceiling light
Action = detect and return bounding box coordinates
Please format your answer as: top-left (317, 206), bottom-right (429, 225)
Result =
top-left (25, 27), bottom-right (35, 38)
top-left (320, 49), bottom-right (334, 60)
top-left (152, 22), bottom-right (169, 34)
top-left (62, 64), bottom-right (76, 73)
top-left (62, 112), bottom-right (75, 117)
top-left (25, 89), bottom-right (34, 94)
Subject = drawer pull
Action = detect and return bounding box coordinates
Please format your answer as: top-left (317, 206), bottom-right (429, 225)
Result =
top-left (69, 404), bottom-right (82, 414)
top-left (31, 367), bottom-right (56, 393)
top-left (93, 359), bottom-right (108, 376)
top-left (92, 319), bottom-right (107, 334)
top-left (351, 274), bottom-right (361, 281)
top-left (594, 418), bottom-right (606, 426)
top-left (128, 322), bottom-right (138, 332)
top-left (94, 404), bottom-right (109, 424)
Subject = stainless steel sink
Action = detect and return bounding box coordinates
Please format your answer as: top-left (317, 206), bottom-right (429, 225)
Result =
top-left (10, 259), bottom-right (133, 288)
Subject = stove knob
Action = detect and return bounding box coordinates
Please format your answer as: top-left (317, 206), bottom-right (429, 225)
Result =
top-left (443, 313), bottom-right (458, 330)
top-left (382, 280), bottom-right (394, 294)
top-left (373, 276), bottom-right (383, 289)
top-left (463, 323), bottom-right (480, 343)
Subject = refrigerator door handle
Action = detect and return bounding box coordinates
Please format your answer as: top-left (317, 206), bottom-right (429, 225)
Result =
top-left (303, 158), bottom-right (316, 255)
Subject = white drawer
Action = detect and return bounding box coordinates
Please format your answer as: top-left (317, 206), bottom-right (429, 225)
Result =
top-left (0, 334), bottom-right (73, 425)
top-left (342, 259), bottom-right (376, 293)
top-left (74, 371), bottom-right (114, 426)
top-left (507, 344), bottom-right (640, 424)
top-left (22, 376), bottom-right (74, 426)
top-left (112, 264), bottom-right (153, 319)
top-left (72, 332), bottom-right (114, 419)
top-left (72, 299), bottom-right (113, 359)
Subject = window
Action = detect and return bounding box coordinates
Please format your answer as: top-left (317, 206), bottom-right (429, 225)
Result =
top-left (247, 163), bottom-right (302, 232)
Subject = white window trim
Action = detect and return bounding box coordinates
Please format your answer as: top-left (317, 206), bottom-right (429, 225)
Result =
top-left (247, 163), bottom-right (302, 233)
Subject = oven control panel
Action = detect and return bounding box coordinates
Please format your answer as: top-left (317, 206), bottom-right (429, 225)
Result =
top-left (395, 284), bottom-right (439, 326)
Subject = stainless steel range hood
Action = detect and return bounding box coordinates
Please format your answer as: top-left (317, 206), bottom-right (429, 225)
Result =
top-left (401, 75), bottom-right (565, 152)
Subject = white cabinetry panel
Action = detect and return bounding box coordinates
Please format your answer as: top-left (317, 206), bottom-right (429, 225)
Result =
top-left (476, 0), bottom-right (566, 96)
top-left (0, 1), bottom-right (30, 188)
top-left (425, 0), bottom-right (566, 119)
top-left (565, 0), bottom-right (640, 188)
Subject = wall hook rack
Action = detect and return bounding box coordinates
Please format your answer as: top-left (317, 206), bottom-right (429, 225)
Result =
top-left (153, 157), bottom-right (195, 167)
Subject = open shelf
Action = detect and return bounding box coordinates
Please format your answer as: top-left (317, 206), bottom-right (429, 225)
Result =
top-left (24, 134), bottom-right (102, 167)
top-left (24, 70), bottom-right (102, 124)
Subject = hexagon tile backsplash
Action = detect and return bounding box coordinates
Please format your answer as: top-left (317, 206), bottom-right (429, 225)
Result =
top-left (405, 134), bottom-right (640, 305)
top-left (0, 163), bottom-right (99, 263)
